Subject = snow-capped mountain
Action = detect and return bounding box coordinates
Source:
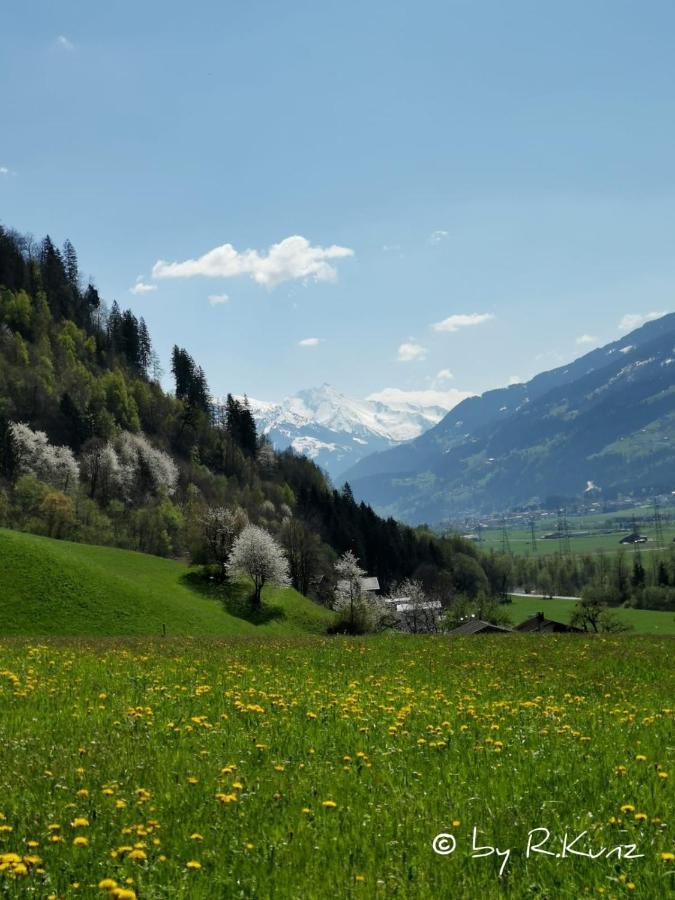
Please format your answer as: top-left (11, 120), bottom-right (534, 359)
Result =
top-left (231, 384), bottom-right (453, 479)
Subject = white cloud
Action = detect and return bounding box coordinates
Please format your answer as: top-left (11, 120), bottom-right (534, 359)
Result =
top-left (397, 341), bottom-right (427, 362)
top-left (208, 293), bottom-right (229, 305)
top-left (432, 312), bottom-right (494, 333)
top-left (576, 334), bottom-right (598, 346)
top-left (429, 230), bottom-right (449, 244)
top-left (152, 235), bottom-right (354, 288)
top-left (435, 368), bottom-right (454, 382)
top-left (367, 387), bottom-right (473, 411)
top-left (0, 166), bottom-right (10, 176)
top-left (56, 35), bottom-right (74, 50)
top-left (129, 279), bottom-right (157, 295)
top-left (618, 311), bottom-right (666, 332)
top-left (508, 375), bottom-right (522, 385)
top-left (298, 337), bottom-right (324, 347)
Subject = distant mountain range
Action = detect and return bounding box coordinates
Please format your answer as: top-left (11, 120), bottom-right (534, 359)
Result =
top-left (229, 384), bottom-right (453, 479)
top-left (341, 313), bottom-right (675, 523)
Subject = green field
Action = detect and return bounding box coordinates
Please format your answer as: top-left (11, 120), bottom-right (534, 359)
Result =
top-left (0, 637), bottom-right (672, 898)
top-left (471, 503), bottom-right (675, 558)
top-left (0, 529), bottom-right (333, 638)
top-left (507, 595), bottom-right (675, 635)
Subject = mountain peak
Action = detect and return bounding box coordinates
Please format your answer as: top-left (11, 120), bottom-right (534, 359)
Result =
top-left (225, 385), bottom-right (452, 478)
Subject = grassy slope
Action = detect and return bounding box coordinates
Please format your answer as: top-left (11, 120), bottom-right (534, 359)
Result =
top-left (0, 529), bottom-right (334, 637)
top-left (508, 593), bottom-right (675, 635)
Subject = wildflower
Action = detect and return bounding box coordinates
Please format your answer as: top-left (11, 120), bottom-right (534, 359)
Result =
top-left (186, 860), bottom-right (201, 870)
top-left (322, 800), bottom-right (337, 809)
top-left (71, 817), bottom-right (89, 828)
top-left (73, 836), bottom-right (88, 847)
top-left (190, 833), bottom-right (203, 841)
top-left (98, 879), bottom-right (118, 890)
top-left (620, 804), bottom-right (635, 814)
top-left (661, 852), bottom-right (674, 861)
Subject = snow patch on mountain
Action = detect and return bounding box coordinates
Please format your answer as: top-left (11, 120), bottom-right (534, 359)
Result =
top-left (233, 384), bottom-right (459, 479)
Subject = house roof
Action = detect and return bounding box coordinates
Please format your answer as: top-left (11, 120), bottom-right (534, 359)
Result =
top-left (516, 613), bottom-right (583, 633)
top-left (336, 576), bottom-right (380, 593)
top-left (448, 619), bottom-right (514, 635)
top-left (386, 600), bottom-right (442, 613)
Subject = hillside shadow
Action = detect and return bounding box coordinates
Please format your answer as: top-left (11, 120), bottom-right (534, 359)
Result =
top-left (182, 572), bottom-right (286, 625)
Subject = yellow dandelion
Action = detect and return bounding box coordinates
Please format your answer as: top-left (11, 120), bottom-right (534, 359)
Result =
top-left (186, 860), bottom-right (201, 870)
top-left (322, 800), bottom-right (337, 809)
top-left (73, 836), bottom-right (88, 847)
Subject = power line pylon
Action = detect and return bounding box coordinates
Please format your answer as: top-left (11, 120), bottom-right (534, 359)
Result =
top-left (501, 518), bottom-right (511, 556)
top-left (529, 517), bottom-right (537, 553)
top-left (557, 508), bottom-right (571, 556)
top-left (653, 498), bottom-right (665, 551)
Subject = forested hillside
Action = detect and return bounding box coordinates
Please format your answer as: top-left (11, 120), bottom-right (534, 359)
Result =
top-left (0, 224), bottom-right (491, 599)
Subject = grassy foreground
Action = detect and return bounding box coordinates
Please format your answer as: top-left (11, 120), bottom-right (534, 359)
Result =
top-left (0, 637), bottom-right (672, 898)
top-left (0, 529), bottom-right (333, 637)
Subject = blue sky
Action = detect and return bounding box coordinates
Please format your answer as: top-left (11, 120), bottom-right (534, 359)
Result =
top-left (2, 1), bottom-right (675, 408)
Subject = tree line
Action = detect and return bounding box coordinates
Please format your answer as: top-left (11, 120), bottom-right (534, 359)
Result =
top-left (0, 224), bottom-right (498, 607)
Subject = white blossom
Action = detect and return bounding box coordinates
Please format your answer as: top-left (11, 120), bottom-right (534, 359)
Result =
top-left (10, 422), bottom-right (79, 493)
top-left (115, 432), bottom-right (178, 498)
top-left (228, 524), bottom-right (290, 606)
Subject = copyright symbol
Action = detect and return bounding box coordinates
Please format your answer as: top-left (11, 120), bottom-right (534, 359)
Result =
top-left (432, 833), bottom-right (456, 856)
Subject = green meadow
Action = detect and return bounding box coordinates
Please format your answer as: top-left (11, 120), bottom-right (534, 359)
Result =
top-left (0, 637), bottom-right (672, 898)
top-left (507, 595), bottom-right (675, 636)
top-left (0, 529), bottom-right (333, 638)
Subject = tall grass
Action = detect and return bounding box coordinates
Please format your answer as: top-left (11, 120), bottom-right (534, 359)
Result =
top-left (0, 636), bottom-right (672, 897)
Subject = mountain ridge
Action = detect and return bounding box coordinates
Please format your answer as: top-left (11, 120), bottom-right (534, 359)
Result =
top-left (222, 383), bottom-right (456, 478)
top-left (342, 313), bottom-right (675, 522)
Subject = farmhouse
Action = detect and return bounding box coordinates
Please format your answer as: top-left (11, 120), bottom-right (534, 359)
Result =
top-left (448, 619), bottom-right (514, 635)
top-left (619, 532), bottom-right (647, 544)
top-left (516, 612), bottom-right (583, 634)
